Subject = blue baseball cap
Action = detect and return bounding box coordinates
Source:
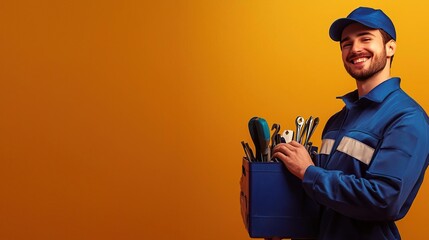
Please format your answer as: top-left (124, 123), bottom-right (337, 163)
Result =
top-left (329, 7), bottom-right (396, 42)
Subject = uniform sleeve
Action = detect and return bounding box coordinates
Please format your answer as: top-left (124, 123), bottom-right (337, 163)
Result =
top-left (302, 111), bottom-right (429, 221)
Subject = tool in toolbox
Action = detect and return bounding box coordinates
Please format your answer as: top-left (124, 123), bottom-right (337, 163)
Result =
top-left (245, 142), bottom-right (255, 162)
top-left (295, 116), bottom-right (305, 143)
top-left (281, 130), bottom-right (294, 143)
top-left (304, 117), bottom-right (319, 150)
top-left (270, 123), bottom-right (282, 162)
top-left (302, 116), bottom-right (313, 146)
top-left (270, 123), bottom-right (281, 152)
top-left (241, 141), bottom-right (254, 162)
top-left (248, 117), bottom-right (271, 162)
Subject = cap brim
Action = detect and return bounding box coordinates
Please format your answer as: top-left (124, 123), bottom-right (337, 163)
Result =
top-left (329, 18), bottom-right (383, 42)
top-left (329, 18), bottom-right (357, 41)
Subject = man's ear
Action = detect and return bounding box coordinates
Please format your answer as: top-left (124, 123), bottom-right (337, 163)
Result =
top-left (386, 40), bottom-right (396, 57)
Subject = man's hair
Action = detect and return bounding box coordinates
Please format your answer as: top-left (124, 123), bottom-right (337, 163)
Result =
top-left (380, 29), bottom-right (394, 65)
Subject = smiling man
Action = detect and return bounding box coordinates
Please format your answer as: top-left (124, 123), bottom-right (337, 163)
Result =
top-left (341, 24), bottom-right (393, 82)
top-left (339, 21), bottom-right (396, 96)
top-left (271, 7), bottom-right (429, 240)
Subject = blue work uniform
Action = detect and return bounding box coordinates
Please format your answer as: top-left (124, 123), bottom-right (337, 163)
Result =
top-left (302, 77), bottom-right (429, 240)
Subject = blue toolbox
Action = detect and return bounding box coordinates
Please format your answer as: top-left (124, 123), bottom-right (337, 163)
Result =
top-left (240, 158), bottom-right (320, 238)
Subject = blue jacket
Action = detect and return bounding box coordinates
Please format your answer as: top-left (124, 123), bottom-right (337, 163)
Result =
top-left (302, 78), bottom-right (429, 240)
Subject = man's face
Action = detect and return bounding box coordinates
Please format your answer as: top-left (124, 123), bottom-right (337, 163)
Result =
top-left (340, 23), bottom-right (388, 81)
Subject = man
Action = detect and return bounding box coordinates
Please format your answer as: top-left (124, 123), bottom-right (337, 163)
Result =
top-left (272, 7), bottom-right (429, 240)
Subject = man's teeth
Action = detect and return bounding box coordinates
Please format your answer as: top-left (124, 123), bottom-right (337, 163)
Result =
top-left (353, 58), bottom-right (368, 64)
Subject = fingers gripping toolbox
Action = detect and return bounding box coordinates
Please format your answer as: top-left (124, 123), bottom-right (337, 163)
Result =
top-left (240, 116), bottom-right (321, 238)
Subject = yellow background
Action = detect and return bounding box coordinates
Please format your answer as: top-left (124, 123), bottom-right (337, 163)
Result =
top-left (1, 1), bottom-right (428, 239)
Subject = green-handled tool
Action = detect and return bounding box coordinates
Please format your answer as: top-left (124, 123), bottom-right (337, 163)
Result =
top-left (248, 117), bottom-right (271, 162)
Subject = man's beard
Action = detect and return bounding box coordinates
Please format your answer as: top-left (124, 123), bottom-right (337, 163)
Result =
top-left (344, 49), bottom-right (387, 82)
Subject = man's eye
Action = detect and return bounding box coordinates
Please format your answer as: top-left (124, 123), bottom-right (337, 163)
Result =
top-left (363, 38), bottom-right (371, 42)
top-left (342, 43), bottom-right (351, 48)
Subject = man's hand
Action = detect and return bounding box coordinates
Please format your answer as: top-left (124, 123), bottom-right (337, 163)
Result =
top-left (272, 141), bottom-right (314, 179)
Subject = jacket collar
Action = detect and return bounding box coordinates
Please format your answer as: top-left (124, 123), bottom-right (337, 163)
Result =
top-left (338, 77), bottom-right (401, 108)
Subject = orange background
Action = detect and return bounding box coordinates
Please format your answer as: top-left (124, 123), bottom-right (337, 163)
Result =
top-left (1, 1), bottom-right (429, 239)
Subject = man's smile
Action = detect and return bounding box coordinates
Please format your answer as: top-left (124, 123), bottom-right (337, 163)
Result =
top-left (348, 54), bottom-right (372, 65)
top-left (353, 58), bottom-right (369, 64)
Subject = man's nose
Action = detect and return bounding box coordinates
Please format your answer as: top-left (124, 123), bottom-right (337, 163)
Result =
top-left (350, 41), bottom-right (363, 53)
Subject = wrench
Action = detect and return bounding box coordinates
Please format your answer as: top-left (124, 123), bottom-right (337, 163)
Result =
top-left (305, 117), bottom-right (320, 148)
top-left (295, 116), bottom-right (305, 143)
top-left (303, 116), bottom-right (314, 147)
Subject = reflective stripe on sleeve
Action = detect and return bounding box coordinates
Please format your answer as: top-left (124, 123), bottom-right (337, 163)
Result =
top-left (320, 139), bottom-right (335, 155)
top-left (337, 136), bottom-right (375, 165)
